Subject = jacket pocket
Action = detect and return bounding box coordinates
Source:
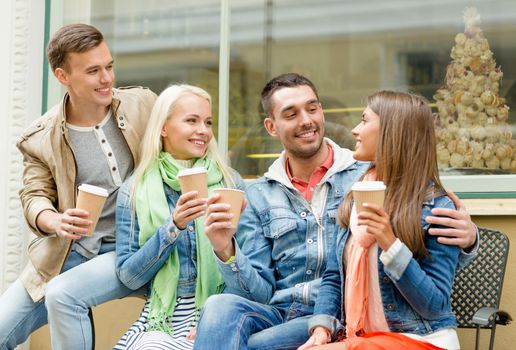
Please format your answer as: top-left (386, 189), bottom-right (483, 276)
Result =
top-left (262, 214), bottom-right (301, 265)
top-left (28, 236), bottom-right (69, 281)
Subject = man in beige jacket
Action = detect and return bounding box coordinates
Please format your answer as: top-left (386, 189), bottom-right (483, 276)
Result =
top-left (0, 24), bottom-right (156, 349)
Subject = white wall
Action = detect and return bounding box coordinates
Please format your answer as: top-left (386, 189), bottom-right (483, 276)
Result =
top-left (0, 0), bottom-right (45, 295)
top-left (0, 2), bottom-right (45, 349)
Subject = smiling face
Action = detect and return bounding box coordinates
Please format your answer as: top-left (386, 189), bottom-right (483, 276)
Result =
top-left (264, 85), bottom-right (325, 159)
top-left (55, 41), bottom-right (114, 111)
top-left (352, 106), bottom-right (380, 161)
top-left (161, 93), bottom-right (213, 160)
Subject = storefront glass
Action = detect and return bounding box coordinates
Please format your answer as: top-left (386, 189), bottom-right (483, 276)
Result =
top-left (54, 0), bottom-right (516, 192)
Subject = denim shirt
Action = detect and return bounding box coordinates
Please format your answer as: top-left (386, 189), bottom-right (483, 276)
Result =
top-left (216, 139), bottom-right (370, 307)
top-left (310, 195), bottom-right (461, 337)
top-left (115, 170), bottom-right (245, 296)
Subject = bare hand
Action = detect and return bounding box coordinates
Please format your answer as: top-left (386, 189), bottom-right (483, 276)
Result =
top-left (54, 208), bottom-right (91, 239)
top-left (358, 203), bottom-right (396, 251)
top-left (426, 191), bottom-right (477, 250)
top-left (186, 326), bottom-right (196, 340)
top-left (298, 327), bottom-right (331, 350)
top-left (173, 191), bottom-right (208, 230)
top-left (204, 193), bottom-right (237, 261)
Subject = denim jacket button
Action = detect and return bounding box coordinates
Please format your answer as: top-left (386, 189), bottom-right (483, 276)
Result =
top-left (295, 283), bottom-right (303, 288)
top-left (307, 238), bottom-right (314, 244)
top-left (382, 276), bottom-right (390, 284)
top-left (300, 212), bottom-right (307, 218)
top-left (387, 304), bottom-right (395, 310)
top-left (306, 270), bottom-right (312, 275)
top-left (168, 226), bottom-right (178, 239)
top-left (188, 225), bottom-right (194, 231)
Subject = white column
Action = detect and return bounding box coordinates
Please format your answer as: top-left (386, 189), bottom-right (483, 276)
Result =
top-left (0, 0), bottom-right (45, 295)
top-left (217, 0), bottom-right (230, 162)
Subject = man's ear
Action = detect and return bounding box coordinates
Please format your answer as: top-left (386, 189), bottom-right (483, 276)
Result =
top-left (263, 117), bottom-right (277, 137)
top-left (54, 68), bottom-right (69, 86)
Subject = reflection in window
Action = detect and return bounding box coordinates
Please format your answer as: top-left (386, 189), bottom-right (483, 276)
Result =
top-left (88, 1), bottom-right (221, 105)
top-left (62, 0), bottom-right (516, 181)
top-left (225, 1), bottom-right (516, 178)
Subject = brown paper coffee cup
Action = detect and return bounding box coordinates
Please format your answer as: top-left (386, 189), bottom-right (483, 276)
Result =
top-left (352, 181), bottom-right (386, 213)
top-left (178, 168), bottom-right (208, 199)
top-left (213, 188), bottom-right (245, 229)
top-left (76, 184), bottom-right (109, 236)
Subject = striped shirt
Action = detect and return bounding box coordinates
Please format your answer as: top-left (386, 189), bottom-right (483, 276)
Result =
top-left (114, 296), bottom-right (197, 350)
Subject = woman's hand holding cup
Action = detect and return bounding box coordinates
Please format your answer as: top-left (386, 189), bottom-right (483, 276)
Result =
top-left (357, 203), bottom-right (396, 251)
top-left (173, 191), bottom-right (208, 230)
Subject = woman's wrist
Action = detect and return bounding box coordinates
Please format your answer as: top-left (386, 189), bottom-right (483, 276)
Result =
top-left (215, 240), bottom-right (235, 262)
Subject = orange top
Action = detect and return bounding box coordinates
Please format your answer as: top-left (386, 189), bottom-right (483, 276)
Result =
top-left (286, 143), bottom-right (334, 201)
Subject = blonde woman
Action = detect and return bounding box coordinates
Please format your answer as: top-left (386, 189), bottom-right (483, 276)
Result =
top-left (113, 84), bottom-right (244, 349)
top-left (300, 91), bottom-right (460, 350)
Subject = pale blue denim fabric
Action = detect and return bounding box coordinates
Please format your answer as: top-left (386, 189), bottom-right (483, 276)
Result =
top-left (310, 195), bottom-right (461, 337)
top-left (115, 172), bottom-right (245, 296)
top-left (0, 244), bottom-right (136, 350)
top-left (194, 150), bottom-right (369, 350)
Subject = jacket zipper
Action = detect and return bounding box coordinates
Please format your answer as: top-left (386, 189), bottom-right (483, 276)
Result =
top-left (281, 183), bottom-right (328, 304)
top-left (60, 132), bottom-right (78, 272)
top-left (313, 184), bottom-right (328, 279)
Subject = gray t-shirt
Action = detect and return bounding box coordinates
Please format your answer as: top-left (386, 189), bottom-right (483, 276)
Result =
top-left (67, 111), bottom-right (134, 258)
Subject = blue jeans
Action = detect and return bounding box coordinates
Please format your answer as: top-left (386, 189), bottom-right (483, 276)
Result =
top-left (0, 244), bottom-right (138, 350)
top-left (194, 294), bottom-right (312, 350)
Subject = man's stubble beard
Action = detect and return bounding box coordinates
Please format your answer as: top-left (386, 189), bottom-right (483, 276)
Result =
top-left (288, 132), bottom-right (325, 160)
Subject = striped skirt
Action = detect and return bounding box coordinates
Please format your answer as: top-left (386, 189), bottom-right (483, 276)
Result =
top-left (113, 296), bottom-right (197, 350)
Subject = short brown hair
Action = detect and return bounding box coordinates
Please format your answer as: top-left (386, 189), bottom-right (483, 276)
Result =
top-left (46, 23), bottom-right (104, 72)
top-left (260, 73), bottom-right (319, 118)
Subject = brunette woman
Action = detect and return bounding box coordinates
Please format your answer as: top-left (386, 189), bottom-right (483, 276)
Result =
top-left (300, 91), bottom-right (460, 350)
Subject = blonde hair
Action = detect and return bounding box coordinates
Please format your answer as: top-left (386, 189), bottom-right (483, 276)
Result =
top-left (131, 84), bottom-right (234, 204)
top-left (338, 91), bottom-right (446, 258)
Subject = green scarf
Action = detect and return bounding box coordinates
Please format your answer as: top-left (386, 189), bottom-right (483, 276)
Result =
top-left (135, 152), bottom-right (225, 334)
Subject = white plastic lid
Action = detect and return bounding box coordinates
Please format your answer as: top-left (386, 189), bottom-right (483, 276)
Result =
top-left (214, 188), bottom-right (245, 194)
top-left (178, 167), bottom-right (207, 177)
top-left (78, 184), bottom-right (109, 197)
top-left (351, 181), bottom-right (386, 191)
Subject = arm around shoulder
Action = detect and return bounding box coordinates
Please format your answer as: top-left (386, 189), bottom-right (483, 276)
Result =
top-left (382, 197), bottom-right (460, 319)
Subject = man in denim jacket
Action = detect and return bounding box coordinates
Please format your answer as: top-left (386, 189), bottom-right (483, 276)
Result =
top-left (195, 73), bottom-right (478, 350)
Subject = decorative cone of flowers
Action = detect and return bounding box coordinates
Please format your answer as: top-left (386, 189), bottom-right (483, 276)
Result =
top-left (434, 7), bottom-right (515, 171)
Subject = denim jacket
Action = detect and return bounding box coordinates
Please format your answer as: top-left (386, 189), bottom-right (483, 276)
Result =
top-left (310, 194), bottom-right (461, 337)
top-left (115, 170), bottom-right (245, 296)
top-left (216, 139), bottom-right (369, 307)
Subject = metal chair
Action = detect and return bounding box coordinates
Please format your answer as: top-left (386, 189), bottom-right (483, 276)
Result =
top-left (451, 227), bottom-right (512, 350)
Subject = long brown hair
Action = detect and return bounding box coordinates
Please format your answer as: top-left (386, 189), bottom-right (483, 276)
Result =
top-left (338, 91), bottom-right (446, 258)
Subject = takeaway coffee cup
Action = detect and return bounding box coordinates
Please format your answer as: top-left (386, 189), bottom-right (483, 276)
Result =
top-left (352, 181), bottom-right (386, 213)
top-left (76, 184), bottom-right (109, 236)
top-left (178, 167), bottom-right (209, 199)
top-left (213, 188), bottom-right (245, 229)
